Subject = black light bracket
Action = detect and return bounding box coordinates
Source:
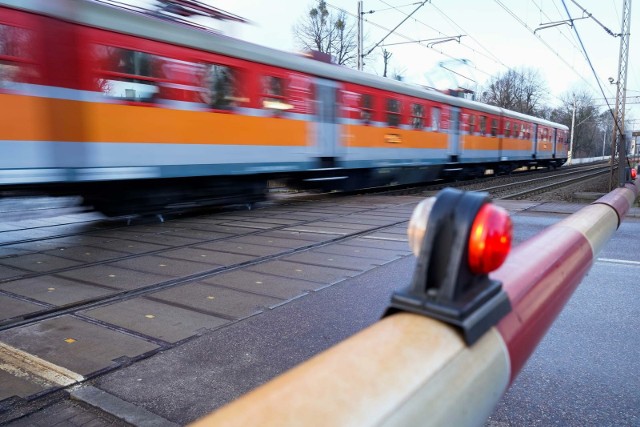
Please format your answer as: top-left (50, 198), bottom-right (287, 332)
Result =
top-left (384, 188), bottom-right (511, 345)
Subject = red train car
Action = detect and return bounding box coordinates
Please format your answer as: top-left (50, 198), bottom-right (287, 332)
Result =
top-left (0, 0), bottom-right (569, 215)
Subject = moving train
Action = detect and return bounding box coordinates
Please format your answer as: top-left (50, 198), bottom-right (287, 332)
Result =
top-left (0, 0), bottom-right (569, 216)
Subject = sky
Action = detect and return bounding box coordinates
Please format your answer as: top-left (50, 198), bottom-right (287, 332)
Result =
top-left (124, 0), bottom-right (640, 126)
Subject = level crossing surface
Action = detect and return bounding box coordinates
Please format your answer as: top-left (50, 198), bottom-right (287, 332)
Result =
top-left (1, 199), bottom-right (639, 426)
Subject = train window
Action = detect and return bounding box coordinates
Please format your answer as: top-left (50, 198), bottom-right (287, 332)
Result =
top-left (0, 24), bottom-right (35, 86)
top-left (505, 121), bottom-right (511, 137)
top-left (513, 123), bottom-right (520, 139)
top-left (262, 76), bottom-right (292, 110)
top-left (469, 114), bottom-right (476, 134)
top-left (361, 93), bottom-right (373, 124)
top-left (411, 103), bottom-right (424, 129)
top-left (95, 46), bottom-right (162, 102)
top-left (386, 98), bottom-right (401, 127)
top-left (479, 115), bottom-right (487, 135)
top-left (200, 63), bottom-right (238, 109)
top-left (432, 107), bottom-right (441, 131)
top-left (491, 119), bottom-right (498, 137)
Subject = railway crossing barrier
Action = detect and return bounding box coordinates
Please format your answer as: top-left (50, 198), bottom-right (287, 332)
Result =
top-left (191, 179), bottom-right (638, 427)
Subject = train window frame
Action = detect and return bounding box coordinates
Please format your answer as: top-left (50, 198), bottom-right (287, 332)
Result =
top-left (262, 75), bottom-right (293, 111)
top-left (199, 62), bottom-right (244, 110)
top-left (513, 123), bottom-right (520, 139)
top-left (411, 103), bottom-right (424, 130)
top-left (0, 23), bottom-right (36, 86)
top-left (469, 114), bottom-right (476, 134)
top-left (490, 118), bottom-right (498, 137)
top-left (479, 115), bottom-right (487, 135)
top-left (360, 93), bottom-right (373, 124)
top-left (432, 106), bottom-right (441, 132)
top-left (94, 45), bottom-right (164, 103)
top-left (386, 98), bottom-right (401, 127)
top-left (505, 121), bottom-right (511, 137)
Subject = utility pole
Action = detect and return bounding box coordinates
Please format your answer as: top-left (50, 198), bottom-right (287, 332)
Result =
top-left (610, 0), bottom-right (632, 189)
top-left (357, 0), bottom-right (429, 70)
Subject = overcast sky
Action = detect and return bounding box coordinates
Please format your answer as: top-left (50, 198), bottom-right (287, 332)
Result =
top-left (126, 0), bottom-right (640, 124)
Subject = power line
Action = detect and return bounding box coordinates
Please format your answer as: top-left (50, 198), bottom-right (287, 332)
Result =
top-left (426, 2), bottom-right (509, 69)
top-left (325, 1), bottom-right (492, 80)
top-left (494, 0), bottom-right (600, 94)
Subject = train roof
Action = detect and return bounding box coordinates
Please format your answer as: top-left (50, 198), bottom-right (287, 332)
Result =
top-left (2, 0), bottom-right (567, 131)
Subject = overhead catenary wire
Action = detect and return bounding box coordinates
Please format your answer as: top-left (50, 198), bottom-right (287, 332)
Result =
top-left (493, 0), bottom-right (600, 94)
top-left (560, 0), bottom-right (620, 133)
top-left (324, 1), bottom-right (493, 80)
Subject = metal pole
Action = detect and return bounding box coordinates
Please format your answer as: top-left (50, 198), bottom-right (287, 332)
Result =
top-left (609, 0), bottom-right (632, 190)
top-left (602, 127), bottom-right (606, 158)
top-left (568, 99), bottom-right (576, 164)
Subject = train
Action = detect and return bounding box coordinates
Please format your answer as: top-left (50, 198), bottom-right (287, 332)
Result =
top-left (0, 0), bottom-right (569, 216)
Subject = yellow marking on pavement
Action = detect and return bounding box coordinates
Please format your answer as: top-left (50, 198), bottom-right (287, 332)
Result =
top-left (108, 274), bottom-right (116, 278)
top-left (256, 281), bottom-right (263, 284)
top-left (159, 264), bottom-right (167, 267)
top-left (207, 296), bottom-right (215, 300)
top-left (0, 343), bottom-right (84, 386)
top-left (145, 314), bottom-right (155, 319)
top-left (65, 338), bottom-right (76, 343)
top-left (47, 287), bottom-right (55, 292)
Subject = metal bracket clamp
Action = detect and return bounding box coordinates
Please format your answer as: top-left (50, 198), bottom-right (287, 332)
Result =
top-left (384, 188), bottom-right (511, 345)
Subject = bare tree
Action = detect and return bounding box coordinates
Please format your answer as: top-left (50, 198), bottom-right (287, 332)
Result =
top-left (382, 49), bottom-right (392, 77)
top-left (480, 68), bottom-right (548, 116)
top-left (550, 89), bottom-right (603, 157)
top-left (293, 1), bottom-right (358, 67)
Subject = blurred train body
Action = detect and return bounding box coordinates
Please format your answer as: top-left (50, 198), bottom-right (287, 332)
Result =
top-left (0, 0), bottom-right (569, 215)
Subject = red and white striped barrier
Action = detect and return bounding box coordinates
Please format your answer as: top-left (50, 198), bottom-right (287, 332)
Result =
top-left (191, 181), bottom-right (638, 427)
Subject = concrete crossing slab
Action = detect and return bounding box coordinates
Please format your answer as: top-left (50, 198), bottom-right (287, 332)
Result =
top-left (0, 295), bottom-right (47, 322)
top-left (159, 249), bottom-right (255, 267)
top-left (0, 253), bottom-right (82, 274)
top-left (0, 276), bottom-right (114, 306)
top-left (201, 270), bottom-right (315, 300)
top-left (58, 265), bottom-right (172, 290)
top-left (81, 298), bottom-right (229, 343)
top-left (194, 241), bottom-right (285, 257)
top-left (280, 251), bottom-right (385, 271)
top-left (149, 283), bottom-right (281, 319)
top-left (108, 256), bottom-right (215, 278)
top-left (0, 316), bottom-right (159, 377)
top-left (246, 260), bottom-right (359, 285)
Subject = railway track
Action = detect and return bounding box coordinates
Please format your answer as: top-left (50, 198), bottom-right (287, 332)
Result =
top-left (0, 210), bottom-right (411, 332)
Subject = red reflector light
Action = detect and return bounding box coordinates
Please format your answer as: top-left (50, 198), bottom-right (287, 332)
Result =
top-left (468, 204), bottom-right (512, 274)
top-left (632, 168), bottom-right (637, 180)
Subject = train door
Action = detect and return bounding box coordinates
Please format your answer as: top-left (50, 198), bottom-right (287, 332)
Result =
top-left (313, 79), bottom-right (341, 163)
top-left (448, 107), bottom-right (461, 161)
top-left (532, 123), bottom-right (539, 159)
top-left (552, 128), bottom-right (558, 158)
